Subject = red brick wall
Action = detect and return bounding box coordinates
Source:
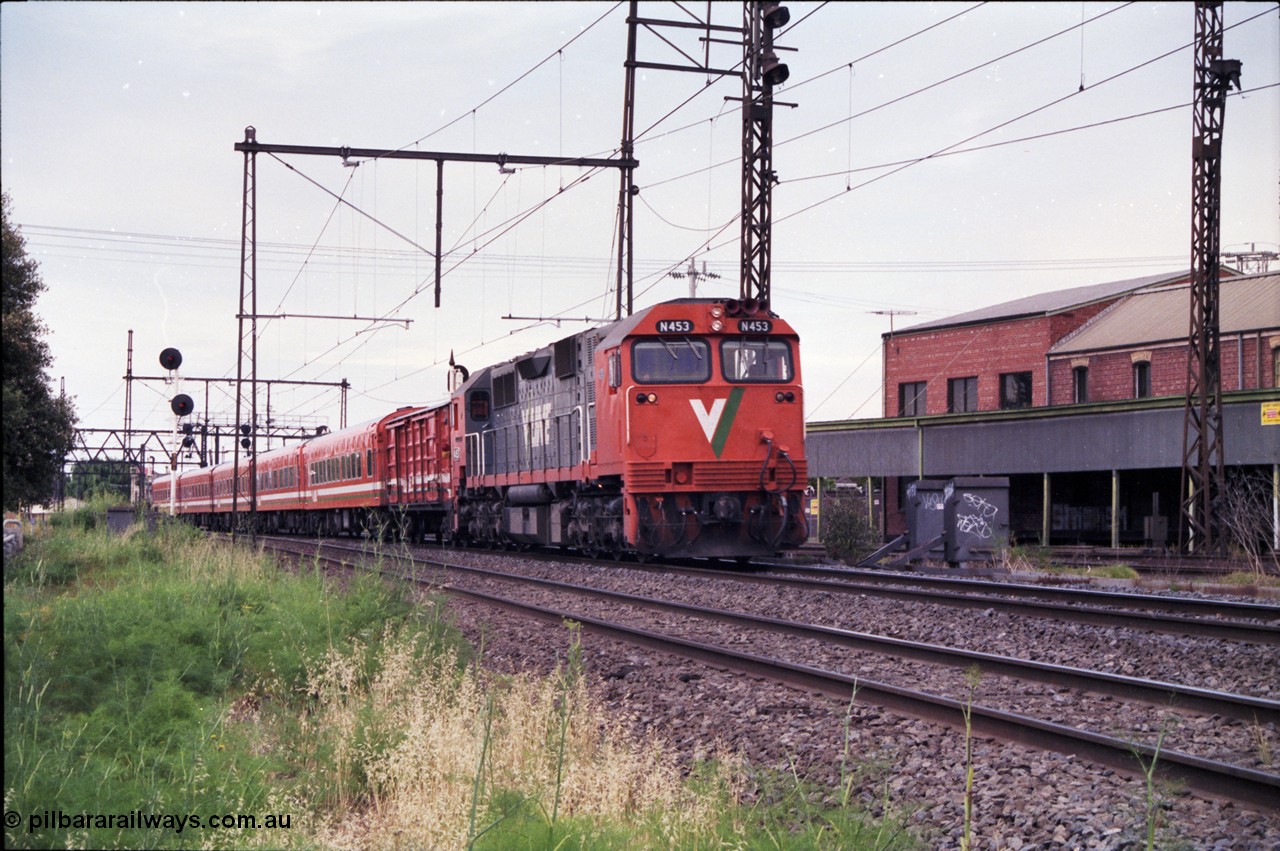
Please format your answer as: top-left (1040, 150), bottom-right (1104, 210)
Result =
top-left (884, 317), bottom-right (1047, 416)
top-left (883, 301), bottom-right (1116, 417)
top-left (884, 303), bottom-right (1276, 418)
top-left (1047, 333), bottom-right (1277, 404)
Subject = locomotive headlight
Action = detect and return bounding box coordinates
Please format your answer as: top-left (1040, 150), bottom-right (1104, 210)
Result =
top-left (710, 319), bottom-right (724, 332)
top-left (710, 305), bottom-right (724, 319)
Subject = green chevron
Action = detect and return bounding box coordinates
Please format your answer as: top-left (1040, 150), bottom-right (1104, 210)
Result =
top-left (710, 386), bottom-right (745, 458)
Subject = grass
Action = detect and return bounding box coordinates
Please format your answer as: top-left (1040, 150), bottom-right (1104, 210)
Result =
top-left (5, 504), bottom-right (919, 850)
top-left (1216, 570), bottom-right (1280, 589)
top-left (1000, 546), bottom-right (1141, 580)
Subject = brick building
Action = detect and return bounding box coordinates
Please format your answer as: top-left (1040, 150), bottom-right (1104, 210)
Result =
top-left (807, 269), bottom-right (1279, 550)
top-left (883, 269), bottom-right (1277, 417)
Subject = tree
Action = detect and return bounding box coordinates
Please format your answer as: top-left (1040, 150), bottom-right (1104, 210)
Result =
top-left (67, 460), bottom-right (132, 502)
top-left (2, 192), bottom-right (76, 510)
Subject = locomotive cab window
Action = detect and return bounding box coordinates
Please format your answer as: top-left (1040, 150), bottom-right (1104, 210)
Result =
top-left (722, 339), bottom-right (792, 383)
top-left (632, 338), bottom-right (710, 384)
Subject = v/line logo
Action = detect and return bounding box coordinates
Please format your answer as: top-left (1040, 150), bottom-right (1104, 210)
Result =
top-left (689, 387), bottom-right (745, 458)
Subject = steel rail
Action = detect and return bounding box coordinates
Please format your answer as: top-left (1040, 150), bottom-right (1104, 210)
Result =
top-left (247, 535), bottom-right (1278, 642)
top-left (647, 563), bottom-right (1280, 644)
top-left (755, 563), bottom-right (1280, 621)
top-left (257, 537), bottom-right (1280, 810)
top-left (416, 561), bottom-right (1279, 726)
top-left (402, 564), bottom-right (1280, 811)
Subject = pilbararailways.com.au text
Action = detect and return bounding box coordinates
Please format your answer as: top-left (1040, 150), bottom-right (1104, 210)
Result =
top-left (6, 809), bottom-right (292, 835)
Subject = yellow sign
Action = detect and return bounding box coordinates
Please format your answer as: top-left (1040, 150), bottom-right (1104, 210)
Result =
top-left (1263, 401), bottom-right (1280, 426)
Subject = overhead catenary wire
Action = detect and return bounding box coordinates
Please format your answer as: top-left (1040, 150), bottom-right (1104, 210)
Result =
top-left (773, 8), bottom-right (1277, 230)
top-left (20, 224), bottom-right (1205, 275)
top-left (641, 1), bottom-right (1128, 191)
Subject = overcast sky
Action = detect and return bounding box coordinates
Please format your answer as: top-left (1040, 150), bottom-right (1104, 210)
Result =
top-left (3, 1), bottom-right (1277, 449)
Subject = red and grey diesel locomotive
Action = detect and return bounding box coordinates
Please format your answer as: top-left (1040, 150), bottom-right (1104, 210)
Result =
top-left (152, 297), bottom-right (809, 559)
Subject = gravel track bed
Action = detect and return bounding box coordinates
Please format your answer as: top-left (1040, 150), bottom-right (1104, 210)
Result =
top-left (414, 547), bottom-right (1280, 849)
top-left (426, 550), bottom-right (1277, 697)
top-left (269, 539), bottom-right (1280, 847)
top-left (420, 553), bottom-right (1277, 769)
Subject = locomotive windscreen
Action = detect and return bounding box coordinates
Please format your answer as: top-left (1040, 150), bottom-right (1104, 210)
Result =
top-left (722, 339), bottom-right (792, 382)
top-left (632, 338), bottom-right (711, 383)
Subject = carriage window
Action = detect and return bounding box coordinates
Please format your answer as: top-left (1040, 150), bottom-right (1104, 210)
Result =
top-left (632, 338), bottom-right (711, 384)
top-left (721, 339), bottom-right (792, 383)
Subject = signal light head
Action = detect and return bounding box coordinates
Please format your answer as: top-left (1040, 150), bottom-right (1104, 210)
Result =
top-left (761, 2), bottom-right (790, 29)
top-left (761, 52), bottom-right (789, 87)
top-left (170, 394), bottom-right (194, 416)
top-left (159, 347), bottom-right (183, 371)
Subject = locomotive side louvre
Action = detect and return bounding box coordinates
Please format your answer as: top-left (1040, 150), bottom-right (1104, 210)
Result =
top-left (454, 325), bottom-right (609, 547)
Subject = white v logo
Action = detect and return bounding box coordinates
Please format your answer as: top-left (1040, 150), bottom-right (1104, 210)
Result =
top-left (689, 398), bottom-right (727, 443)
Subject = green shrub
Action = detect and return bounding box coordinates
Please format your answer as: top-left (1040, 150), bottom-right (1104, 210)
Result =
top-left (819, 491), bottom-right (878, 564)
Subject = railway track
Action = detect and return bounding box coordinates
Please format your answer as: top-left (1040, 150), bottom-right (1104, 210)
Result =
top-left (252, 535), bottom-right (1280, 812)
top-left (1042, 546), bottom-right (1279, 578)
top-left (413, 543), bottom-right (1280, 642)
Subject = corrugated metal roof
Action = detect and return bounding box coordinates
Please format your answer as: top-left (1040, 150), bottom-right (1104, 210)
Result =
top-left (1050, 272), bottom-right (1279, 354)
top-left (897, 270), bottom-right (1190, 334)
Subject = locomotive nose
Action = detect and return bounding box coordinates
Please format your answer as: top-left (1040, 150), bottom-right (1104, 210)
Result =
top-left (712, 494), bottom-right (742, 523)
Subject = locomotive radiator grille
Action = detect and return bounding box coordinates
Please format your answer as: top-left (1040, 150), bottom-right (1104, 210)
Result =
top-left (624, 463), bottom-right (670, 491)
top-left (625, 460), bottom-right (808, 492)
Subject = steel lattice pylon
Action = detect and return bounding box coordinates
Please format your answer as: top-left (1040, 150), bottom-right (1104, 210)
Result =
top-left (739, 1), bottom-right (784, 311)
top-left (1179, 1), bottom-right (1241, 554)
top-left (233, 125), bottom-right (259, 541)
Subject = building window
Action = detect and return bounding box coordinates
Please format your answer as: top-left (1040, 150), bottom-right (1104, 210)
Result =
top-left (898, 381), bottom-right (927, 417)
top-left (1072, 366), bottom-right (1089, 403)
top-left (947, 376), bottom-right (978, 413)
top-left (999, 372), bottom-right (1032, 409)
top-left (1133, 361), bottom-right (1151, 398)
top-left (1273, 346), bottom-right (1280, 388)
